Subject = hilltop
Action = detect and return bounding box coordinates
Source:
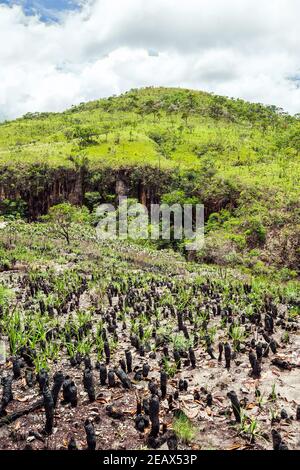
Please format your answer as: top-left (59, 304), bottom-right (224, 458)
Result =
top-left (1, 86), bottom-right (299, 171)
top-left (0, 87), bottom-right (299, 276)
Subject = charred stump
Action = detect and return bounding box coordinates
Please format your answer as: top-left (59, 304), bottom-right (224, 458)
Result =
top-left (227, 391), bottom-right (241, 423)
top-left (149, 395), bottom-right (160, 437)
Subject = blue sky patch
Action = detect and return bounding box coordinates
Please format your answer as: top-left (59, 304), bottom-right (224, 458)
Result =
top-left (0, 0), bottom-right (82, 22)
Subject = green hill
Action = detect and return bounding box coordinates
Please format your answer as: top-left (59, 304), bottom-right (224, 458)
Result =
top-left (1, 86), bottom-right (299, 172)
top-left (0, 87), bottom-right (299, 275)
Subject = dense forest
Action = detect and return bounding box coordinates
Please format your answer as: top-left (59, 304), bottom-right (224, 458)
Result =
top-left (0, 87), bottom-right (299, 451)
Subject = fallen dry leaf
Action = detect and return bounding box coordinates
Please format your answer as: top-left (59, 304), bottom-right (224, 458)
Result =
top-left (227, 444), bottom-right (243, 450)
top-left (21, 378), bottom-right (27, 388)
top-left (246, 403), bottom-right (256, 410)
top-left (15, 396), bottom-right (29, 402)
top-left (14, 421), bottom-right (21, 431)
top-left (271, 370), bottom-right (281, 377)
top-left (96, 398), bottom-right (108, 404)
top-left (112, 393), bottom-right (124, 401)
top-left (124, 409), bottom-right (136, 416)
top-left (191, 444), bottom-right (201, 450)
top-left (182, 406), bottom-right (200, 419)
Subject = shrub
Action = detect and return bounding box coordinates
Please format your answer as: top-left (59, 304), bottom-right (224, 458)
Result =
top-left (197, 231), bottom-right (237, 266)
top-left (206, 210), bottom-right (231, 232)
top-left (0, 198), bottom-right (28, 219)
top-left (84, 192), bottom-right (101, 211)
top-left (244, 216), bottom-right (267, 246)
top-left (41, 203), bottom-right (90, 245)
top-left (229, 234), bottom-right (247, 250)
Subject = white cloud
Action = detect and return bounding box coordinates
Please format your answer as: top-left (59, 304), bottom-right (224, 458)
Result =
top-left (0, 0), bottom-right (300, 120)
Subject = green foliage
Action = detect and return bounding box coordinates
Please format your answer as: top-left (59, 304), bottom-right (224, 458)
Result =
top-left (84, 191), bottom-right (101, 210)
top-left (161, 190), bottom-right (198, 206)
top-left (229, 325), bottom-right (246, 351)
top-left (173, 412), bottom-right (196, 443)
top-left (162, 357), bottom-right (177, 378)
top-left (0, 285), bottom-right (13, 308)
top-left (42, 202), bottom-right (90, 244)
top-left (244, 216), bottom-right (267, 245)
top-left (66, 125), bottom-right (99, 147)
top-left (239, 413), bottom-right (262, 443)
top-left (206, 210), bottom-right (231, 232)
top-left (0, 87), bottom-right (299, 272)
top-left (0, 197), bottom-right (28, 219)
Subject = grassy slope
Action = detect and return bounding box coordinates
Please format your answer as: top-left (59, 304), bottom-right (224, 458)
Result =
top-left (0, 87), bottom-right (298, 174)
top-left (0, 87), bottom-right (299, 274)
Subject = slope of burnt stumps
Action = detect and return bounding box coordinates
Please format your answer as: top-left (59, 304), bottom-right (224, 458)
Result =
top-left (0, 232), bottom-right (299, 451)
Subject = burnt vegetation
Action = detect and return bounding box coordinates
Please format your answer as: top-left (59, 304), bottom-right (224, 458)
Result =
top-left (0, 247), bottom-right (299, 450)
top-left (0, 87), bottom-right (299, 451)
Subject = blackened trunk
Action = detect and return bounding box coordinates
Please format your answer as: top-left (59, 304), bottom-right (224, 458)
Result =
top-left (0, 376), bottom-right (13, 416)
top-left (108, 370), bottom-right (115, 387)
top-left (100, 364), bottom-right (107, 385)
top-left (188, 347), bottom-right (196, 368)
top-left (84, 419), bottom-right (96, 450)
top-left (206, 393), bottom-right (213, 407)
top-left (37, 369), bottom-right (49, 392)
top-left (12, 358), bottom-right (21, 379)
top-left (83, 369), bottom-right (95, 402)
top-left (149, 395), bottom-right (160, 437)
top-left (25, 370), bottom-right (35, 388)
top-left (173, 350), bottom-right (181, 369)
top-left (119, 359), bottom-right (126, 372)
top-left (115, 369), bottom-right (132, 389)
top-left (160, 371), bottom-right (167, 399)
top-left (227, 391), bottom-right (241, 423)
top-left (224, 343), bottom-right (231, 370)
top-left (104, 341), bottom-right (110, 364)
top-left (142, 363), bottom-right (150, 378)
top-left (167, 432), bottom-right (178, 450)
top-left (218, 343), bottom-right (223, 362)
top-left (51, 371), bottom-right (64, 408)
top-left (256, 343), bottom-right (263, 362)
top-left (177, 311), bottom-right (184, 331)
top-left (63, 377), bottom-right (78, 407)
top-left (125, 350), bottom-right (132, 373)
top-left (68, 436), bottom-right (78, 450)
top-left (43, 387), bottom-right (54, 435)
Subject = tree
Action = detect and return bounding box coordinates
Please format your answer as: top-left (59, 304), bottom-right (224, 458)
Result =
top-left (71, 126), bottom-right (98, 147)
top-left (84, 192), bottom-right (101, 211)
top-left (42, 203), bottom-right (90, 245)
top-left (68, 153), bottom-right (90, 172)
top-left (101, 124), bottom-right (111, 143)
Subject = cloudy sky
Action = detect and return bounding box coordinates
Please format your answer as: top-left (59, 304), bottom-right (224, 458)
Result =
top-left (0, 0), bottom-right (299, 121)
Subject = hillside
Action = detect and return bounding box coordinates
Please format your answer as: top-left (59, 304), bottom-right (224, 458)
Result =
top-left (0, 87), bottom-right (299, 276)
top-left (0, 217), bottom-right (299, 450)
top-left (0, 88), bottom-right (300, 451)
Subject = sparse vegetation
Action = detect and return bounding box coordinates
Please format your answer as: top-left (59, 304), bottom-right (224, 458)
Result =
top-left (173, 412), bottom-right (196, 444)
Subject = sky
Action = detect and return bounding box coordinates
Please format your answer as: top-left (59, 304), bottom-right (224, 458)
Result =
top-left (0, 0), bottom-right (299, 121)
